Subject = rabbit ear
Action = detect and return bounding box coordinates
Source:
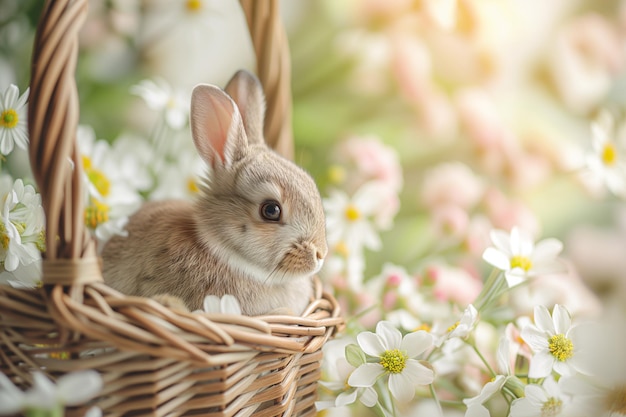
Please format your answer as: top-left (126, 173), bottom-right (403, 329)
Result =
top-left (224, 70), bottom-right (266, 145)
top-left (190, 84), bottom-right (247, 169)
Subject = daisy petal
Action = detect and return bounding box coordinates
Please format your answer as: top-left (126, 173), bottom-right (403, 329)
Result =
top-left (528, 351), bottom-right (555, 379)
top-left (490, 229), bottom-right (511, 253)
top-left (532, 238), bottom-right (563, 262)
top-left (0, 391), bottom-right (21, 414)
top-left (504, 270), bottom-right (526, 287)
top-left (220, 295), bottom-right (242, 315)
top-left (357, 332), bottom-right (385, 357)
top-left (347, 363), bottom-right (384, 387)
top-left (360, 387), bottom-right (378, 407)
top-left (521, 325), bottom-right (549, 351)
top-left (29, 372), bottom-right (57, 408)
top-left (57, 370), bottom-right (103, 405)
top-left (403, 360), bottom-right (434, 385)
top-left (85, 407), bottom-right (102, 417)
top-left (524, 384), bottom-right (547, 405)
top-left (482, 247), bottom-right (510, 270)
top-left (3, 84), bottom-right (18, 108)
top-left (510, 398), bottom-right (539, 417)
top-left (377, 321), bottom-right (402, 350)
top-left (553, 360), bottom-right (574, 377)
top-left (388, 372), bottom-right (417, 402)
top-left (533, 305), bottom-right (555, 334)
top-left (552, 304), bottom-right (571, 335)
top-left (466, 404), bottom-right (491, 417)
top-left (202, 295), bottom-right (221, 313)
top-left (401, 330), bottom-right (433, 358)
top-left (335, 389), bottom-right (358, 407)
top-left (0, 134), bottom-right (14, 155)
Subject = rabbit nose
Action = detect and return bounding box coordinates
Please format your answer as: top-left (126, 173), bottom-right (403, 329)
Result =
top-left (316, 246), bottom-right (327, 260)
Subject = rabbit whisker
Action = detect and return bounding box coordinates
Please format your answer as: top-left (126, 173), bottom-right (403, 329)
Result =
top-left (264, 263), bottom-right (281, 285)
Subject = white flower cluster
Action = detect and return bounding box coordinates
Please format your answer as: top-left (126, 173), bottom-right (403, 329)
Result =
top-left (0, 175), bottom-right (44, 288)
top-left (0, 370), bottom-right (102, 417)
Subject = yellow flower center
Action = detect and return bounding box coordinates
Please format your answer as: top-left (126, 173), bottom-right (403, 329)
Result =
top-left (186, 0), bottom-right (202, 12)
top-left (541, 397), bottom-right (563, 417)
top-left (36, 230), bottom-right (46, 252)
top-left (0, 221), bottom-right (9, 249)
top-left (379, 349), bottom-right (408, 374)
top-left (334, 241), bottom-right (350, 258)
top-left (187, 178), bottom-right (199, 194)
top-left (82, 156), bottom-right (111, 197)
top-left (85, 200), bottom-right (110, 229)
top-left (0, 109), bottom-right (18, 129)
top-left (548, 334), bottom-right (573, 362)
top-left (344, 204), bottom-right (361, 222)
top-left (602, 142), bottom-right (617, 166)
top-left (328, 165), bottom-right (346, 184)
top-left (415, 323), bottom-right (431, 332)
top-left (606, 386), bottom-right (626, 415)
top-left (447, 321), bottom-right (460, 333)
top-left (510, 255), bottom-right (532, 272)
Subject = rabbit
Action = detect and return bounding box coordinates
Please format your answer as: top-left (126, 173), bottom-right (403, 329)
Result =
top-left (101, 70), bottom-right (328, 316)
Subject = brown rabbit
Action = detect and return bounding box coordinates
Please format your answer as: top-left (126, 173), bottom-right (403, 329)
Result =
top-left (102, 70), bottom-right (328, 316)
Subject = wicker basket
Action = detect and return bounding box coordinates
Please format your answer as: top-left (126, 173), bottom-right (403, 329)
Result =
top-left (0, 1), bottom-right (343, 416)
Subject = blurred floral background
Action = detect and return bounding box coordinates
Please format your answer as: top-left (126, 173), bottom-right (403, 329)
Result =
top-left (1, 0), bottom-right (626, 416)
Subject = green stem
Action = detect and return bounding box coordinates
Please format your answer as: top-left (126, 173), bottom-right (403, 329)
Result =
top-left (474, 268), bottom-right (502, 310)
top-left (470, 341), bottom-right (496, 377)
top-left (429, 383), bottom-right (444, 417)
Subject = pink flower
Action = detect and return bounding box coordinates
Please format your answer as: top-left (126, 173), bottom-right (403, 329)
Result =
top-left (421, 162), bottom-right (484, 211)
top-left (431, 204), bottom-right (470, 242)
top-left (424, 264), bottom-right (482, 305)
top-left (549, 14), bottom-right (624, 113)
top-left (336, 135), bottom-right (403, 193)
top-left (483, 188), bottom-right (540, 238)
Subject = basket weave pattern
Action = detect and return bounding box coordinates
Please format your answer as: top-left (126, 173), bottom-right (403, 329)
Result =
top-left (0, 1), bottom-right (342, 415)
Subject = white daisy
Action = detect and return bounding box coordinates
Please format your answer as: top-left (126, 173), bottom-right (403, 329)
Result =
top-left (0, 370), bottom-right (102, 415)
top-left (482, 227), bottom-right (564, 287)
top-left (149, 146), bottom-right (205, 201)
top-left (510, 376), bottom-right (572, 417)
top-left (77, 126), bottom-right (142, 249)
top-left (348, 321), bottom-right (434, 403)
top-left (585, 110), bottom-right (626, 198)
top-left (520, 304), bottom-right (587, 379)
top-left (130, 78), bottom-right (189, 130)
top-left (0, 260), bottom-right (42, 289)
top-left (0, 84), bottom-right (29, 156)
top-left (463, 375), bottom-right (508, 417)
top-left (316, 338), bottom-right (379, 412)
top-left (324, 182), bottom-right (386, 253)
top-left (317, 356), bottom-right (378, 410)
top-left (434, 304), bottom-right (478, 347)
top-left (137, 0), bottom-right (255, 90)
top-left (0, 177), bottom-right (44, 273)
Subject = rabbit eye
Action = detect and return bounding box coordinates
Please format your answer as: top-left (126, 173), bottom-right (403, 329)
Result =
top-left (260, 200), bottom-right (281, 222)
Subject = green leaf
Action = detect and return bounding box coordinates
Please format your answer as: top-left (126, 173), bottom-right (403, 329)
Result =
top-left (345, 344), bottom-right (366, 368)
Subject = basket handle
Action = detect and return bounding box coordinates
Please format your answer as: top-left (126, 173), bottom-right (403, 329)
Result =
top-left (240, 0), bottom-right (294, 160)
top-left (27, 0), bottom-right (294, 285)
